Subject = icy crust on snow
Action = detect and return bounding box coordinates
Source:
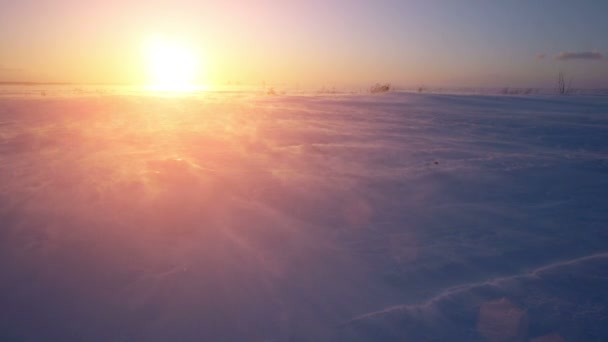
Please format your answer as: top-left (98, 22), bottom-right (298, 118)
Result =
top-left (0, 91), bottom-right (607, 341)
top-left (345, 252), bottom-right (608, 341)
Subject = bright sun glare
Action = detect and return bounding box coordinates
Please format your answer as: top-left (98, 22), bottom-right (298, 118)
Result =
top-left (144, 37), bottom-right (202, 92)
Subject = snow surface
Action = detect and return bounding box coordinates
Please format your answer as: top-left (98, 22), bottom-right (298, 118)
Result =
top-left (1, 89), bottom-right (607, 341)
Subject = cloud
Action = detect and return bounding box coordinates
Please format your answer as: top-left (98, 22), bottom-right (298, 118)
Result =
top-left (0, 64), bottom-right (52, 82)
top-left (554, 51), bottom-right (604, 61)
top-left (0, 64), bottom-right (25, 73)
top-left (0, 64), bottom-right (29, 81)
top-left (536, 53), bottom-right (546, 60)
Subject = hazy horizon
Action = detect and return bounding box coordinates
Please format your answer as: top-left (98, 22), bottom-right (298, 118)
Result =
top-left (1, 0), bottom-right (607, 88)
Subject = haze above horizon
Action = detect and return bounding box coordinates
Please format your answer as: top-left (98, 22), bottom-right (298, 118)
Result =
top-left (1, 0), bottom-right (607, 88)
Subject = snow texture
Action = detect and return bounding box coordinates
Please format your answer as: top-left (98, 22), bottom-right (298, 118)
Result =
top-left (1, 89), bottom-right (607, 341)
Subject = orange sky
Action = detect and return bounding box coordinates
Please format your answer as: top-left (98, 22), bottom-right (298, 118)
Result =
top-left (1, 1), bottom-right (607, 87)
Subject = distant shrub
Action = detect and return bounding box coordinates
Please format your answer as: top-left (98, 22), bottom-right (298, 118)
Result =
top-left (501, 88), bottom-right (538, 96)
top-left (266, 88), bottom-right (286, 96)
top-left (317, 86), bottom-right (336, 94)
top-left (370, 83), bottom-right (391, 93)
top-left (557, 72), bottom-right (572, 95)
top-left (502, 88), bottom-right (521, 95)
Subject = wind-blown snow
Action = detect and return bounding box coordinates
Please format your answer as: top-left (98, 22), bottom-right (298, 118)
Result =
top-left (1, 90), bottom-right (607, 341)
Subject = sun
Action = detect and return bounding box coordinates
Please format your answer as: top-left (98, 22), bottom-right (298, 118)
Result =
top-left (144, 37), bottom-right (202, 92)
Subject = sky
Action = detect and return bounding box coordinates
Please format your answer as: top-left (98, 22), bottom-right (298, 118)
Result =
top-left (1, 0), bottom-right (607, 88)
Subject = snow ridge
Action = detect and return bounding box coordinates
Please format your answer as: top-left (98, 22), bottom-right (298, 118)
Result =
top-left (347, 251), bottom-right (608, 324)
